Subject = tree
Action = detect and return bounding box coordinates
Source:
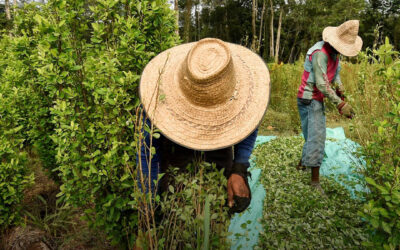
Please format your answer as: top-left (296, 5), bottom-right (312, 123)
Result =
top-left (174, 0), bottom-right (179, 35)
top-left (274, 5), bottom-right (283, 63)
top-left (184, 0), bottom-right (192, 42)
top-left (269, 0), bottom-right (274, 58)
top-left (250, 0), bottom-right (257, 51)
top-left (5, 0), bottom-right (11, 20)
top-left (258, 0), bottom-right (266, 53)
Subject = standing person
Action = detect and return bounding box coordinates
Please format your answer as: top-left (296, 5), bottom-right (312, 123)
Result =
top-left (297, 20), bottom-right (362, 193)
top-left (138, 38), bottom-right (270, 213)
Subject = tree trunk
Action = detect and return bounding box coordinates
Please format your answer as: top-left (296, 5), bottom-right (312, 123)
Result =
top-left (274, 7), bottom-right (283, 63)
top-left (250, 0), bottom-right (257, 51)
top-left (195, 3), bottom-right (199, 40)
top-left (183, 0), bottom-right (192, 42)
top-left (174, 0), bottom-right (179, 36)
top-left (263, 3), bottom-right (269, 59)
top-left (5, 0), bottom-right (11, 20)
top-left (288, 29), bottom-right (300, 63)
top-left (257, 0), bottom-right (266, 53)
top-left (224, 0), bottom-right (229, 41)
top-left (13, 0), bottom-right (17, 12)
top-left (269, 0), bottom-right (274, 58)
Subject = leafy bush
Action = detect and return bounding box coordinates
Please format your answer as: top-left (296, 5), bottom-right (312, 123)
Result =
top-left (39, 0), bottom-right (176, 247)
top-left (0, 137), bottom-right (34, 229)
top-left (0, 72), bottom-right (34, 228)
top-left (254, 137), bottom-right (368, 249)
top-left (0, 35), bottom-right (36, 228)
top-left (0, 0), bottom-right (178, 246)
top-left (358, 38), bottom-right (400, 249)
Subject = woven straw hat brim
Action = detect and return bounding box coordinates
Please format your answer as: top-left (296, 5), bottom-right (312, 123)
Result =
top-left (323, 26), bottom-right (363, 57)
top-left (140, 42), bottom-right (270, 151)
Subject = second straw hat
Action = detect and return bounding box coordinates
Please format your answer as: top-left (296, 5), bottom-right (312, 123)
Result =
top-left (139, 38), bottom-right (270, 151)
top-left (323, 20), bottom-right (363, 57)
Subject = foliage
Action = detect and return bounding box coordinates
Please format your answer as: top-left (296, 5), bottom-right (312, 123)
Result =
top-left (0, 35), bottom-right (35, 228)
top-left (0, 2), bottom-right (59, 184)
top-left (253, 136), bottom-right (368, 249)
top-left (40, 0), bottom-right (176, 247)
top-left (0, 0), bottom-right (178, 246)
top-left (358, 38), bottom-right (400, 249)
top-left (0, 137), bottom-right (34, 229)
top-left (259, 61), bottom-right (302, 135)
top-left (156, 162), bottom-right (230, 249)
top-left (24, 195), bottom-right (76, 244)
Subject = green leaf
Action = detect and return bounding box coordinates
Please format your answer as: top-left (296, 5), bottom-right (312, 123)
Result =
top-left (71, 65), bottom-right (82, 71)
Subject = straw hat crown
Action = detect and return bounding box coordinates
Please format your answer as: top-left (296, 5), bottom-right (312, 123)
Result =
top-left (140, 38), bottom-right (270, 151)
top-left (181, 38), bottom-right (236, 107)
top-left (323, 20), bottom-right (363, 57)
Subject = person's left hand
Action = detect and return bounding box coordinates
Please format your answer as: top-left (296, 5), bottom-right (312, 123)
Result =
top-left (337, 101), bottom-right (354, 119)
top-left (227, 173), bottom-right (250, 213)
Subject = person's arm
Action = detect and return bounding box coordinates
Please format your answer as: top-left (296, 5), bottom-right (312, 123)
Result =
top-left (333, 64), bottom-right (342, 85)
top-left (227, 128), bottom-right (258, 213)
top-left (333, 65), bottom-right (345, 100)
top-left (312, 52), bottom-right (343, 106)
top-left (136, 117), bottom-right (161, 193)
top-left (233, 128), bottom-right (258, 164)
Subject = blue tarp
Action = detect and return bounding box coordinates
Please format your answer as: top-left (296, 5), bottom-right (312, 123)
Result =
top-left (228, 136), bottom-right (276, 249)
top-left (228, 127), bottom-right (364, 249)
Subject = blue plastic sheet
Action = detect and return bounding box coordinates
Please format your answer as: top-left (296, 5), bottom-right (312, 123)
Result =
top-left (228, 127), bottom-right (365, 249)
top-left (321, 127), bottom-right (366, 198)
top-left (228, 136), bottom-right (275, 249)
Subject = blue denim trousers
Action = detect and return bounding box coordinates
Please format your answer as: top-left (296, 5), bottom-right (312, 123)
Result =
top-left (297, 98), bottom-right (326, 167)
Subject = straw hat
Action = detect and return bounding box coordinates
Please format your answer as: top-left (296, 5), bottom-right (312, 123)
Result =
top-left (322, 20), bottom-right (363, 57)
top-left (139, 38), bottom-right (270, 151)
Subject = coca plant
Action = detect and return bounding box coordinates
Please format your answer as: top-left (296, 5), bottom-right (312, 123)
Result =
top-left (359, 38), bottom-right (400, 249)
top-left (44, 0), bottom-right (177, 246)
top-left (0, 0), bottom-right (178, 246)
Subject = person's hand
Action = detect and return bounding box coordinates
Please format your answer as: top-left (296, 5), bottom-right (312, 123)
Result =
top-left (337, 102), bottom-right (354, 119)
top-left (227, 173), bottom-right (250, 213)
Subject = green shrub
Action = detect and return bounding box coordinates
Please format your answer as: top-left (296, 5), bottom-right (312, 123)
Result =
top-left (358, 38), bottom-right (400, 249)
top-left (0, 5), bottom-right (58, 180)
top-left (0, 137), bottom-right (34, 229)
top-left (0, 34), bottom-right (36, 228)
top-left (0, 0), bottom-right (178, 246)
top-left (33, 0), bottom-right (177, 246)
top-left (0, 58), bottom-right (35, 228)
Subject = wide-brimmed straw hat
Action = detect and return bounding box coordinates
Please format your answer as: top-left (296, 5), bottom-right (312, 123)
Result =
top-left (139, 38), bottom-right (270, 151)
top-left (323, 20), bottom-right (363, 57)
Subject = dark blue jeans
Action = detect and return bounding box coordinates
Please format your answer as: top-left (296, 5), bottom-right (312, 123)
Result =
top-left (297, 98), bottom-right (326, 167)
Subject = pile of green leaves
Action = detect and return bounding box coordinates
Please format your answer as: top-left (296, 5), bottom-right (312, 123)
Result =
top-left (253, 137), bottom-right (368, 249)
top-left (358, 38), bottom-right (400, 249)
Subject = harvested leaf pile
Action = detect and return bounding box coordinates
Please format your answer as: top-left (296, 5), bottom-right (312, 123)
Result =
top-left (253, 137), bottom-right (368, 249)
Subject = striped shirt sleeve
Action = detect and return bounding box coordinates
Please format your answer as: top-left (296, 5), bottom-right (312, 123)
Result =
top-left (312, 52), bottom-right (342, 106)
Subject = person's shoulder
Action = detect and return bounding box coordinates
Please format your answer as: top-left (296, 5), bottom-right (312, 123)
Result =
top-left (312, 51), bottom-right (328, 61)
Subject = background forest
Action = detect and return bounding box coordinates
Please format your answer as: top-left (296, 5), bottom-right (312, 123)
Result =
top-left (173, 0), bottom-right (400, 63)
